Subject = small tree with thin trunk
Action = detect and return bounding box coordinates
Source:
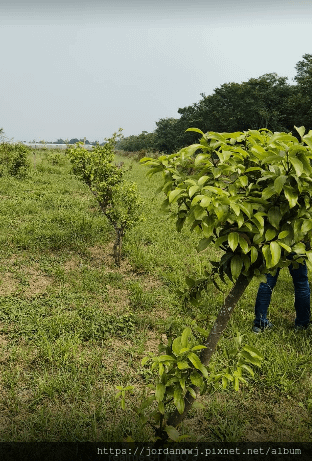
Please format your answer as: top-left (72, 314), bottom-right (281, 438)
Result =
top-left (135, 126), bottom-right (312, 440)
top-left (66, 129), bottom-right (144, 266)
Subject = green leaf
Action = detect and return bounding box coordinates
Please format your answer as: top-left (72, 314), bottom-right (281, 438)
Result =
top-left (165, 425), bottom-right (181, 442)
top-left (187, 353), bottom-right (208, 378)
top-left (179, 378), bottom-right (186, 392)
top-left (141, 356), bottom-right (150, 366)
top-left (241, 364), bottom-right (254, 377)
top-left (294, 126), bottom-right (305, 138)
top-left (177, 361), bottom-right (190, 370)
top-left (158, 401), bottom-right (165, 414)
top-left (265, 228), bottom-right (277, 241)
top-left (191, 345), bottom-right (206, 351)
top-left (239, 175), bottom-right (248, 187)
top-left (200, 196), bottom-right (212, 207)
top-left (168, 189), bottom-right (183, 204)
top-left (293, 242), bottom-right (306, 254)
top-left (253, 212), bottom-right (265, 231)
top-left (301, 220), bottom-right (312, 233)
top-left (188, 387), bottom-right (197, 399)
top-left (240, 351), bottom-right (262, 367)
top-left (230, 255), bottom-right (243, 279)
top-left (238, 202), bottom-right (252, 218)
top-left (243, 344), bottom-right (264, 359)
top-left (262, 244), bottom-right (272, 268)
top-left (303, 135), bottom-right (312, 150)
top-left (174, 388), bottom-right (185, 414)
top-left (267, 206), bottom-right (282, 229)
top-left (250, 247), bottom-right (258, 264)
top-left (155, 383), bottom-right (166, 402)
top-left (262, 186), bottom-right (276, 200)
top-left (186, 127), bottom-right (205, 135)
top-left (173, 338), bottom-right (185, 358)
top-left (239, 235), bottom-right (249, 254)
top-left (270, 241), bottom-right (281, 266)
top-left (197, 238), bottom-right (212, 252)
top-left (215, 235), bottom-right (228, 247)
top-left (222, 376), bottom-right (228, 389)
top-left (289, 157), bottom-right (303, 176)
top-left (284, 186), bottom-right (298, 208)
top-left (278, 241), bottom-right (292, 253)
top-left (228, 232), bottom-right (239, 251)
top-left (198, 175), bottom-right (210, 186)
top-left (195, 154), bottom-right (210, 166)
top-left (190, 372), bottom-right (204, 387)
top-left (185, 276), bottom-right (195, 287)
top-left (191, 195), bottom-right (204, 206)
top-left (273, 175), bottom-right (287, 194)
top-left (230, 201), bottom-right (240, 216)
top-left (158, 355), bottom-right (176, 362)
top-left (181, 327), bottom-right (191, 348)
top-left (194, 205), bottom-right (207, 221)
top-left (189, 185), bottom-right (200, 198)
top-left (278, 230), bottom-right (289, 239)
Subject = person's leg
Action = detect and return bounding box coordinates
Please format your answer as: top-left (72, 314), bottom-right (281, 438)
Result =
top-left (289, 261), bottom-right (311, 327)
top-left (254, 271), bottom-right (279, 329)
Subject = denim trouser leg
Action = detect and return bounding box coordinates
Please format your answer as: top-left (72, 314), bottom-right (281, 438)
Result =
top-left (289, 261), bottom-right (311, 327)
top-left (254, 261), bottom-right (311, 328)
top-left (254, 271), bottom-right (279, 328)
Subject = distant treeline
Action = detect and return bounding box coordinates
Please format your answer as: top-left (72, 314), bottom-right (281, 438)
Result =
top-left (117, 54), bottom-right (312, 154)
top-left (52, 139), bottom-right (104, 146)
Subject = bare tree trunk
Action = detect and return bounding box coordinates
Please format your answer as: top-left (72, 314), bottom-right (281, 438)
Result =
top-left (113, 228), bottom-right (123, 267)
top-left (166, 272), bottom-right (251, 429)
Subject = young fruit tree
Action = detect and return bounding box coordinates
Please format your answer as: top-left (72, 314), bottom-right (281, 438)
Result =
top-left (66, 129), bottom-right (144, 266)
top-left (140, 125), bottom-right (312, 434)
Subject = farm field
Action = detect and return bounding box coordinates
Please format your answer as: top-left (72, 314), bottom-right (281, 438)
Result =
top-left (0, 149), bottom-right (311, 442)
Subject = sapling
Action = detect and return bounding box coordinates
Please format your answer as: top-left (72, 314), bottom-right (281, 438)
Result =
top-left (66, 129), bottom-right (144, 266)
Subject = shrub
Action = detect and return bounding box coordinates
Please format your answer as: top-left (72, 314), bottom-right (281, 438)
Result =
top-left (0, 143), bottom-right (31, 178)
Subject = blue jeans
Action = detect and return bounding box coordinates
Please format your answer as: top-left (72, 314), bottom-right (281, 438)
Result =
top-left (254, 260), bottom-right (311, 328)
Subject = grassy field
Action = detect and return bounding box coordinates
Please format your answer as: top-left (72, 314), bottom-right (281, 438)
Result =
top-left (0, 148), bottom-right (311, 442)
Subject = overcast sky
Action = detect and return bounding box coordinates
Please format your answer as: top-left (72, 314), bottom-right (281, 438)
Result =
top-left (1, 0), bottom-right (312, 142)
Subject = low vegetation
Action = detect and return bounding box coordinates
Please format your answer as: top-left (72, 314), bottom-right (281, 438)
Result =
top-left (0, 147), bottom-right (311, 442)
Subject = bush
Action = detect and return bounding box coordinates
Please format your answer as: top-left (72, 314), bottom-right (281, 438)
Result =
top-left (0, 143), bottom-right (31, 178)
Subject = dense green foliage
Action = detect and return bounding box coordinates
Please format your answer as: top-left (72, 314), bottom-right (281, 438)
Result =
top-left (142, 126), bottom-right (312, 285)
top-left (140, 125), bottom-right (312, 435)
top-left (117, 131), bottom-right (156, 153)
top-left (118, 55), bottom-right (312, 155)
top-left (0, 143), bottom-right (31, 178)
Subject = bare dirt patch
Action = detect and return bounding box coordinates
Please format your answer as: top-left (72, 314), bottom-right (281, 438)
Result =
top-left (0, 272), bottom-right (18, 296)
top-left (63, 255), bottom-right (81, 272)
top-left (143, 330), bottom-right (162, 355)
top-left (87, 244), bottom-right (133, 274)
top-left (23, 274), bottom-right (52, 297)
top-left (106, 286), bottom-right (130, 313)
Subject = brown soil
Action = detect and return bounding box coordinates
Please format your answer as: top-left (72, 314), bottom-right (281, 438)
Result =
top-left (0, 273), bottom-right (18, 296)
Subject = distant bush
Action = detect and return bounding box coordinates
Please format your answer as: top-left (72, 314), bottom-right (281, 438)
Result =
top-left (117, 149), bottom-right (161, 161)
top-left (49, 152), bottom-right (66, 166)
top-left (0, 143), bottom-right (31, 178)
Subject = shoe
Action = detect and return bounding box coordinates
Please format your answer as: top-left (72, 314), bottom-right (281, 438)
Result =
top-left (294, 323), bottom-right (310, 331)
top-left (252, 321), bottom-right (274, 334)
